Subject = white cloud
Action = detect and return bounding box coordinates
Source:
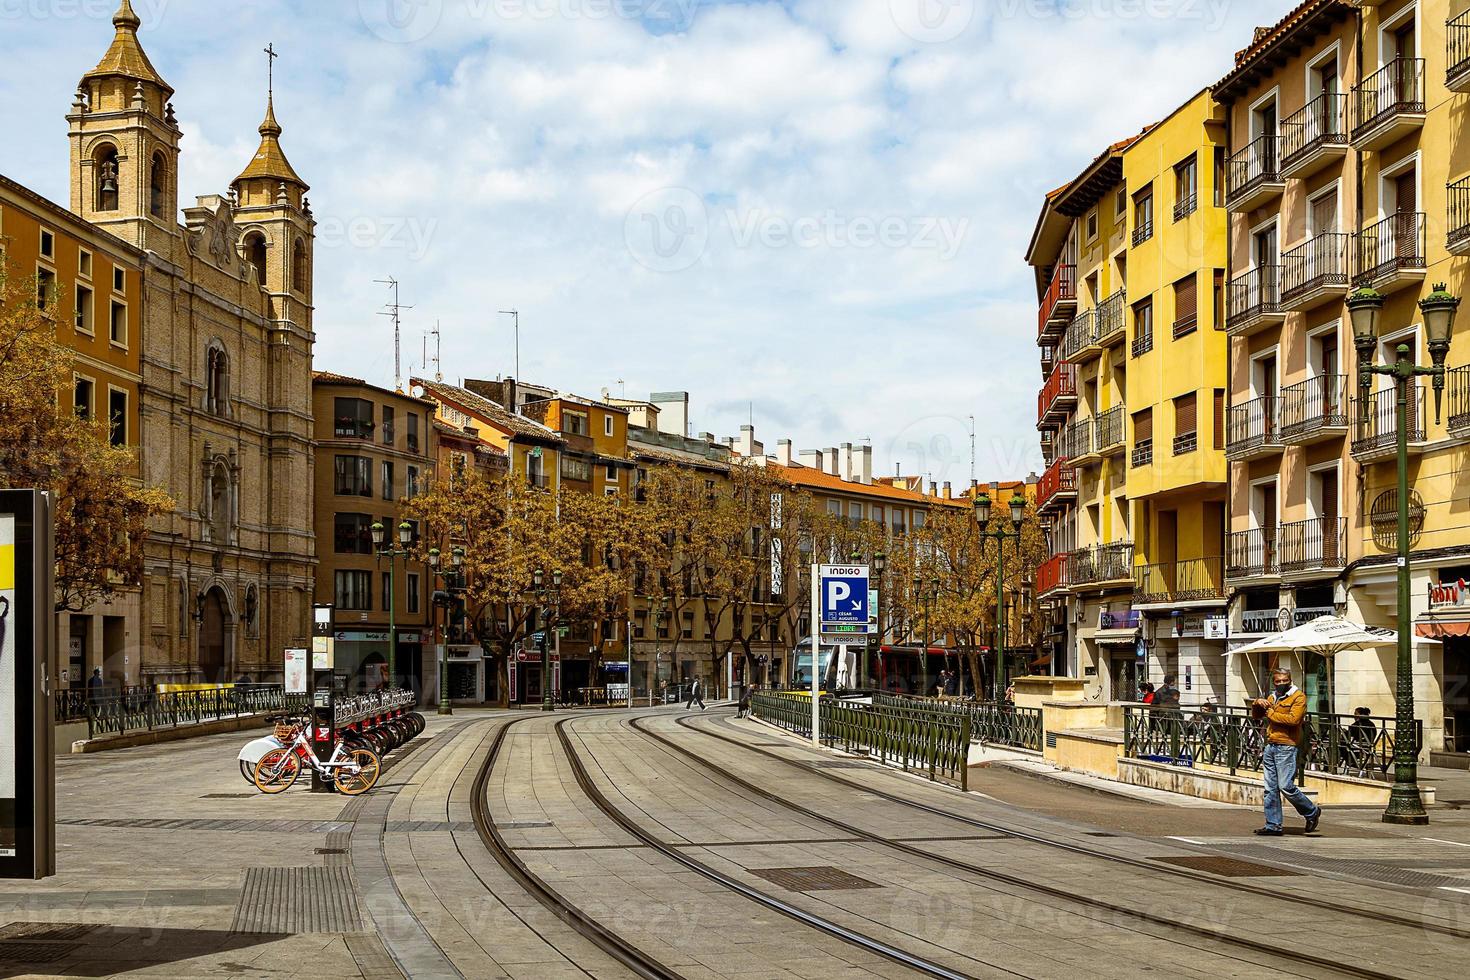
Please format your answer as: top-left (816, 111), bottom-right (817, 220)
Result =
top-left (0, 0), bottom-right (1275, 479)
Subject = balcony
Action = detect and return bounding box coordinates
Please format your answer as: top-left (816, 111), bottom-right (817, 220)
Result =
top-left (1038, 363), bottom-right (1078, 430)
top-left (1280, 93), bottom-right (1349, 181)
top-left (1061, 310), bottom-right (1099, 364)
top-left (1449, 177), bottom-right (1470, 257)
top-left (1069, 543), bottom-right (1135, 591)
top-left (1057, 420), bottom-right (1092, 463)
top-left (1037, 552), bottom-right (1071, 600)
top-left (1225, 134), bottom-right (1284, 213)
top-left (1130, 438), bottom-right (1153, 469)
top-left (1040, 344), bottom-right (1057, 379)
top-left (1352, 58), bottom-right (1425, 152)
top-left (1280, 517), bottom-right (1347, 577)
top-left (1279, 375), bottom-right (1350, 446)
top-left (1448, 365), bottom-right (1470, 437)
top-left (1096, 289), bottom-right (1126, 347)
top-left (1226, 395), bottom-right (1282, 461)
top-left (1040, 430), bottom-right (1057, 466)
top-left (1134, 557), bottom-right (1226, 609)
top-left (1094, 405), bottom-right (1126, 457)
top-left (1281, 234), bottom-right (1351, 312)
top-left (1132, 217), bottom-right (1154, 247)
top-left (1226, 266), bottom-right (1284, 337)
top-left (1036, 460), bottom-right (1078, 514)
top-left (1356, 212), bottom-right (1426, 294)
top-left (1352, 383), bottom-right (1426, 463)
top-left (1039, 263), bottom-right (1077, 343)
top-left (1227, 526), bottom-right (1279, 582)
top-left (1451, 10), bottom-right (1470, 93)
top-left (333, 419), bottom-right (374, 439)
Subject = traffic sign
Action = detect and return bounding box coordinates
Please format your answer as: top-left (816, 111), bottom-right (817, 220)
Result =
top-left (820, 564), bottom-right (869, 627)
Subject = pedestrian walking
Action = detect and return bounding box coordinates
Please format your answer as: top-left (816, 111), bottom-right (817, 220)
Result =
top-left (1253, 667), bottom-right (1322, 837)
top-left (689, 678), bottom-right (706, 711)
top-left (737, 685), bottom-right (754, 719)
top-left (1152, 674), bottom-right (1182, 714)
top-left (86, 667), bottom-right (104, 700)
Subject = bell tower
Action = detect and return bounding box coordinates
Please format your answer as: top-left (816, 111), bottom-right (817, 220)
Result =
top-left (68, 0), bottom-right (181, 253)
top-left (230, 43), bottom-right (314, 334)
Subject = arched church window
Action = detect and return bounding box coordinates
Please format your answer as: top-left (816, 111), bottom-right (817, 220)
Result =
top-left (243, 232), bottom-right (267, 286)
top-left (149, 152), bottom-right (167, 218)
top-left (291, 237), bottom-right (307, 293)
top-left (96, 145), bottom-right (119, 212)
top-left (206, 344), bottom-right (229, 415)
top-left (208, 459), bottom-right (232, 545)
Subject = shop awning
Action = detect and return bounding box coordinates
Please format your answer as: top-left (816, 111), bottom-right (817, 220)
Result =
top-left (1416, 614), bottom-right (1470, 638)
top-left (1094, 629), bottom-right (1137, 646)
top-left (1029, 654), bottom-right (1052, 669)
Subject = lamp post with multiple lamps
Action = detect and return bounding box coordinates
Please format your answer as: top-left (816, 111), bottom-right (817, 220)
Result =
top-left (427, 545), bottom-right (465, 716)
top-left (530, 569), bottom-right (563, 712)
top-left (974, 491), bottom-right (1027, 703)
top-left (1347, 283), bottom-right (1459, 826)
top-left (370, 520), bottom-right (415, 688)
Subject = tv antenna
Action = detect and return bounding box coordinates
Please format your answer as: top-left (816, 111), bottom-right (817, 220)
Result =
top-left (969, 415), bottom-right (976, 487)
top-left (430, 320), bottom-right (442, 382)
top-left (499, 309), bottom-right (519, 381)
top-left (375, 277), bottom-right (413, 391)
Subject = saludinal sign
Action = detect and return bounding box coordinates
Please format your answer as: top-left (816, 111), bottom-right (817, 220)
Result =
top-left (1429, 578), bottom-right (1470, 609)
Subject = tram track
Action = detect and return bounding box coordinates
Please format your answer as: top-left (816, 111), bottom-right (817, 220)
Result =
top-left (551, 716), bottom-right (989, 980)
top-left (636, 711), bottom-right (1430, 980)
top-left (672, 710), bottom-right (1470, 940)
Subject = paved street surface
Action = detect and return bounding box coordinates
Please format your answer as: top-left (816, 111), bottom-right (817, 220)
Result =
top-left (2, 706), bottom-right (1469, 978)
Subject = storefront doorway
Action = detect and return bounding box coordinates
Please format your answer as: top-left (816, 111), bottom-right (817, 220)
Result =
top-left (1445, 636), bottom-right (1470, 754)
top-left (1109, 653), bottom-right (1139, 703)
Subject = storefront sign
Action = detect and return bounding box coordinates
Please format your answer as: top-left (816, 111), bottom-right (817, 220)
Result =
top-left (1, 491), bottom-right (55, 880)
top-left (1294, 606), bottom-right (1334, 626)
top-left (1240, 609), bottom-right (1282, 634)
top-left (1204, 617), bottom-right (1228, 639)
top-left (1429, 578), bottom-right (1470, 609)
top-left (1172, 614), bottom-right (1206, 638)
top-left (1099, 609), bottom-right (1140, 631)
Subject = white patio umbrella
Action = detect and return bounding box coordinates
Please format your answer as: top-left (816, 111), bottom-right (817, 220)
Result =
top-left (1225, 615), bottom-right (1438, 709)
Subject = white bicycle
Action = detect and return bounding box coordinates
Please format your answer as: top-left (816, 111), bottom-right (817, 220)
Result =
top-left (253, 717), bottom-right (380, 795)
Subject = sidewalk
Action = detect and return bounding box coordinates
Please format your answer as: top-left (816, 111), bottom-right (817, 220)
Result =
top-left (967, 743), bottom-right (1252, 809)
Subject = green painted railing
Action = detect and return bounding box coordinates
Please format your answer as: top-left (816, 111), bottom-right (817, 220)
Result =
top-left (874, 692), bottom-right (1043, 751)
top-left (750, 692), bottom-right (970, 790)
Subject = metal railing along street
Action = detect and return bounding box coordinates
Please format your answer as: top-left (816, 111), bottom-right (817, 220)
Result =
top-left (83, 684), bottom-right (311, 740)
top-left (750, 691), bottom-right (970, 789)
top-left (1124, 704), bottom-right (1420, 782)
top-left (875, 693), bottom-right (1042, 752)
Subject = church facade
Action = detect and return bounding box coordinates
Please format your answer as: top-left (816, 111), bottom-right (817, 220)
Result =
top-left (66, 1), bottom-right (317, 684)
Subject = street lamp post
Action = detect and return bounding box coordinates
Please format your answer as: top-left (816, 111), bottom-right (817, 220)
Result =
top-left (1348, 284), bottom-right (1459, 827)
top-left (531, 568), bottom-right (563, 712)
top-left (912, 574), bottom-right (939, 696)
top-left (371, 520), bottom-right (415, 689)
top-left (975, 491), bottom-right (1027, 703)
top-left (870, 551), bottom-right (886, 690)
top-left (427, 545), bottom-right (465, 716)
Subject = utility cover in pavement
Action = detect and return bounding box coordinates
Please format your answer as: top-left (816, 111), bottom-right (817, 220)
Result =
top-left (748, 866), bottom-right (883, 892)
top-left (1153, 856), bottom-right (1301, 877)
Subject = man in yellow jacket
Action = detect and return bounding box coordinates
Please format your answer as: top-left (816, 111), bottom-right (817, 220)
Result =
top-left (1253, 668), bottom-right (1322, 836)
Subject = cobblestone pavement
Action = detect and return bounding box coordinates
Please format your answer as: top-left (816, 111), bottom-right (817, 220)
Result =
top-left (1, 706), bottom-right (1468, 978)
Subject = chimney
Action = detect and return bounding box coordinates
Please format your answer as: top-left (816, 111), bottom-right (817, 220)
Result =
top-left (928, 481), bottom-right (938, 497)
top-left (942, 481), bottom-right (952, 500)
top-left (776, 439), bottom-right (794, 466)
top-left (824, 448), bottom-right (840, 476)
top-left (990, 480), bottom-right (1000, 499)
top-left (698, 431), bottom-right (715, 444)
top-left (651, 391), bottom-right (690, 438)
top-left (840, 443), bottom-right (854, 482)
top-left (799, 448), bottom-right (821, 469)
top-left (858, 445), bottom-right (873, 485)
top-left (736, 424), bottom-right (758, 457)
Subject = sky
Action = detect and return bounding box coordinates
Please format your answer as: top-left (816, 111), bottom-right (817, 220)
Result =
top-left (1, 0), bottom-right (1280, 488)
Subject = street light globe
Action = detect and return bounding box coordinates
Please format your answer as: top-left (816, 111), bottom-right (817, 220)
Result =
top-left (1420, 283), bottom-right (1461, 364)
top-left (428, 547), bottom-right (441, 568)
top-left (451, 546), bottom-right (464, 567)
top-left (973, 492), bottom-right (991, 526)
top-left (1009, 492), bottom-right (1027, 528)
top-left (552, 569), bottom-right (564, 589)
top-left (1347, 287), bottom-right (1384, 352)
top-left (397, 521), bottom-right (413, 547)
top-left (533, 568), bottom-right (544, 589)
top-left (370, 521), bottom-right (385, 547)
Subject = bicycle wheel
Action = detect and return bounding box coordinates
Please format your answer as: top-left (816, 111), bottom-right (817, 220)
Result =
top-left (333, 748), bottom-right (380, 796)
top-left (240, 759), bottom-right (256, 784)
top-left (254, 747), bottom-right (301, 794)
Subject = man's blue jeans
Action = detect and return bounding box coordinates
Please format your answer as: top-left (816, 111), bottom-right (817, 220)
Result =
top-left (1263, 743), bottom-right (1319, 830)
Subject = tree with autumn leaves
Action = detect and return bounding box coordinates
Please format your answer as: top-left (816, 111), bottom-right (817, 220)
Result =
top-left (0, 266), bottom-right (170, 611)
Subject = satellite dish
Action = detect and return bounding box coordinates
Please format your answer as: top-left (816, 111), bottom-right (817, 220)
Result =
top-left (410, 385), bottom-right (425, 398)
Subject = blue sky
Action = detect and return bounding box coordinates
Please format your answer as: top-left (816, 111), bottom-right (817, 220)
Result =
top-left (1, 0), bottom-right (1277, 486)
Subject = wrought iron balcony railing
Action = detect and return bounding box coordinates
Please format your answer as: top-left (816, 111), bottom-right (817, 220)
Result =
top-left (1279, 375), bottom-right (1349, 442)
top-left (1352, 383), bottom-right (1425, 459)
top-left (1227, 265), bottom-right (1282, 331)
top-left (1226, 394), bottom-right (1280, 457)
top-left (1225, 134), bottom-right (1281, 207)
top-left (1357, 211), bottom-right (1426, 285)
top-left (1068, 542), bottom-right (1134, 587)
top-left (1096, 289), bottom-right (1126, 345)
top-left (1279, 517), bottom-right (1346, 574)
top-left (1352, 57), bottom-right (1425, 143)
top-left (1282, 233), bottom-right (1351, 307)
top-left (1227, 526), bottom-right (1278, 580)
top-left (1134, 557), bottom-right (1225, 606)
top-left (1281, 92), bottom-right (1348, 172)
top-left (1094, 405), bottom-right (1125, 452)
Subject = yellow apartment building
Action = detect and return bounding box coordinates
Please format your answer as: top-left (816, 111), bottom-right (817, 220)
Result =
top-left (0, 174), bottom-right (144, 691)
top-left (1214, 0), bottom-right (1470, 761)
top-left (1026, 137), bottom-right (1138, 696)
top-left (1122, 90), bottom-right (1232, 707)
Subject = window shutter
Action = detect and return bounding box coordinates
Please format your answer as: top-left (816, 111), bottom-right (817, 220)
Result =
top-left (1133, 409), bottom-right (1153, 443)
top-left (1175, 393), bottom-right (1197, 435)
top-left (1213, 389), bottom-right (1226, 449)
top-left (1175, 275), bottom-right (1197, 321)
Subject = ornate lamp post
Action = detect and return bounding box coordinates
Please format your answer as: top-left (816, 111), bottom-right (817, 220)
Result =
top-left (427, 545), bottom-right (464, 715)
top-left (871, 551), bottom-right (886, 690)
top-left (912, 574), bottom-right (939, 695)
top-left (1348, 283), bottom-right (1459, 826)
top-left (975, 491), bottom-right (1027, 702)
top-left (371, 520), bottom-right (415, 688)
top-left (531, 568), bottom-right (563, 712)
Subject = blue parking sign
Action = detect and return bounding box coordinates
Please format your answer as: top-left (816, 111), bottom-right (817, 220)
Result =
top-left (820, 564), bottom-right (869, 627)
